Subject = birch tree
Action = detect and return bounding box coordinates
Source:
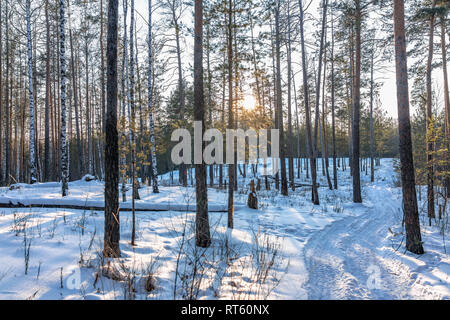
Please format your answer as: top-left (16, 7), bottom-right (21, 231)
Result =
top-left (148, 0), bottom-right (159, 194)
top-left (60, 0), bottom-right (69, 197)
top-left (26, 0), bottom-right (37, 184)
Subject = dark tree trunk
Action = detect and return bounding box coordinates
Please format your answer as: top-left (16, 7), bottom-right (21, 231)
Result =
top-left (104, 0), bottom-right (120, 258)
top-left (194, 0), bottom-right (211, 248)
top-left (352, 0), bottom-right (362, 203)
top-left (369, 42), bottom-right (375, 183)
top-left (393, 0), bottom-right (424, 255)
top-left (227, 0), bottom-right (234, 228)
top-left (0, 0), bottom-right (3, 184)
top-left (44, 0), bottom-right (51, 182)
top-left (3, 0), bottom-right (9, 186)
top-left (441, 18), bottom-right (450, 199)
top-left (425, 0), bottom-right (437, 223)
top-left (275, 3), bottom-right (288, 196)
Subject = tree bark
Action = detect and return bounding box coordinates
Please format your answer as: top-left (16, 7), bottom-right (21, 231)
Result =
top-left (275, 3), bottom-right (288, 196)
top-left (331, 11), bottom-right (337, 189)
top-left (393, 0), bottom-right (424, 255)
top-left (3, 0), bottom-right (9, 185)
top-left (130, 0), bottom-right (138, 246)
top-left (440, 18), bottom-right (449, 198)
top-left (425, 0), bottom-right (437, 223)
top-left (286, 1), bottom-right (294, 190)
top-left (227, 0), bottom-right (235, 228)
top-left (60, 0), bottom-right (69, 197)
top-left (369, 41), bottom-right (375, 183)
top-left (26, 0), bottom-right (37, 184)
top-left (194, 0), bottom-right (211, 247)
top-left (299, 0), bottom-right (319, 204)
top-left (104, 0), bottom-right (120, 258)
top-left (148, 0), bottom-right (159, 194)
top-left (352, 0), bottom-right (362, 203)
top-left (44, 0), bottom-right (51, 182)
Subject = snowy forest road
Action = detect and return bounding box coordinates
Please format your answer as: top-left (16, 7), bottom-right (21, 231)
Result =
top-left (303, 161), bottom-right (449, 299)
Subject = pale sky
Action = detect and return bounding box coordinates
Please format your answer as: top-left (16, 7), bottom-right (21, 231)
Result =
top-left (132, 0), bottom-right (447, 120)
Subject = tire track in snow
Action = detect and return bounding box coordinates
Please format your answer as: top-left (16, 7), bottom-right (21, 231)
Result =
top-left (303, 162), bottom-right (419, 299)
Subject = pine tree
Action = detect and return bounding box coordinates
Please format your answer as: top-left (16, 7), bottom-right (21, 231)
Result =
top-left (194, 0), bottom-right (211, 248)
top-left (425, 0), bottom-right (438, 223)
top-left (104, 0), bottom-right (120, 258)
top-left (352, 0), bottom-right (362, 203)
top-left (393, 0), bottom-right (424, 255)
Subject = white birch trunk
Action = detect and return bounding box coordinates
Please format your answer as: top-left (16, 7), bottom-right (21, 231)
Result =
top-left (60, 0), bottom-right (69, 196)
top-left (26, 0), bottom-right (37, 184)
top-left (148, 0), bottom-right (159, 193)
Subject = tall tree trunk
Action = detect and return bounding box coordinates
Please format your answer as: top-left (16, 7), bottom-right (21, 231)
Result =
top-left (130, 0), bottom-right (138, 246)
top-left (120, 0), bottom-right (128, 202)
top-left (3, 0), bottom-right (9, 185)
top-left (26, 0), bottom-right (37, 184)
top-left (314, 0), bottom-right (328, 181)
top-left (172, 4), bottom-right (187, 187)
top-left (352, 0), bottom-right (362, 203)
top-left (426, 0), bottom-right (437, 223)
top-left (369, 42), bottom-right (375, 183)
top-left (440, 17), bottom-right (449, 198)
top-left (104, 0), bottom-right (120, 258)
top-left (299, 0), bottom-right (319, 204)
top-left (100, 0), bottom-right (106, 136)
top-left (275, 3), bottom-right (288, 196)
top-left (99, 0), bottom-right (106, 181)
top-left (0, 0), bottom-right (3, 184)
top-left (227, 0), bottom-right (235, 228)
top-left (286, 1), bottom-right (294, 190)
top-left (68, 0), bottom-right (82, 179)
top-left (60, 0), bottom-right (69, 197)
top-left (219, 50), bottom-right (226, 189)
top-left (194, 0), bottom-right (211, 247)
top-left (292, 69), bottom-right (302, 180)
top-left (44, 0), bottom-right (51, 182)
top-left (393, 0), bottom-right (424, 255)
top-left (270, 23), bottom-right (279, 191)
top-left (331, 11), bottom-right (337, 189)
top-left (85, 33), bottom-right (93, 175)
top-left (206, 20), bottom-right (214, 187)
top-left (348, 32), bottom-right (354, 176)
top-left (321, 20), bottom-right (332, 190)
top-left (148, 0), bottom-right (159, 194)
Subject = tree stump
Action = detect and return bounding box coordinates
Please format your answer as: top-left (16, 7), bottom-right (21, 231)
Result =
top-left (247, 180), bottom-right (258, 210)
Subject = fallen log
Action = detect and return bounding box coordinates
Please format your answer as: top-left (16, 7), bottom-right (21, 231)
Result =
top-left (293, 183), bottom-right (321, 188)
top-left (0, 201), bottom-right (227, 213)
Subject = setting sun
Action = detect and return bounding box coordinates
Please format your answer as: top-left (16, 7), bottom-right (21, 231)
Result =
top-left (243, 94), bottom-right (257, 110)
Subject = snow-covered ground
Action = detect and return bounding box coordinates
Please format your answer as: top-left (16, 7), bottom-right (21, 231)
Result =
top-left (0, 159), bottom-right (448, 300)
